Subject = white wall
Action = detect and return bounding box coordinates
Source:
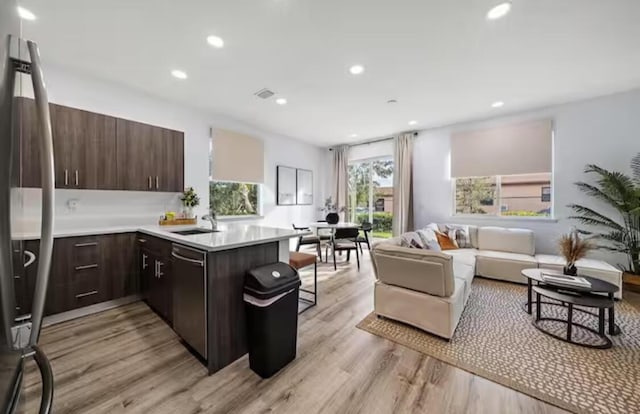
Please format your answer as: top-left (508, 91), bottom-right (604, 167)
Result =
top-left (20, 64), bottom-right (325, 231)
top-left (413, 88), bottom-right (640, 265)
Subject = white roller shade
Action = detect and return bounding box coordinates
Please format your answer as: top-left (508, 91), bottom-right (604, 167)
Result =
top-left (451, 119), bottom-right (553, 178)
top-left (212, 128), bottom-right (264, 183)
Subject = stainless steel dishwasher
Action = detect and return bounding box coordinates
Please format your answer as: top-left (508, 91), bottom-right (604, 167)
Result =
top-left (171, 244), bottom-right (207, 359)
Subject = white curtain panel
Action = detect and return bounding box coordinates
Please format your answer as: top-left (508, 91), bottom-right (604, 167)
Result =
top-left (331, 145), bottom-right (349, 220)
top-left (392, 133), bottom-right (415, 236)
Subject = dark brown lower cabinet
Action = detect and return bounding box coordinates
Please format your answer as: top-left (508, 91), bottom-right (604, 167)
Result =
top-left (23, 233), bottom-right (141, 316)
top-left (108, 233), bottom-right (139, 299)
top-left (138, 235), bottom-right (173, 323)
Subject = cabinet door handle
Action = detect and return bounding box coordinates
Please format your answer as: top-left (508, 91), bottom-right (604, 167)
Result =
top-left (138, 238), bottom-right (147, 243)
top-left (75, 290), bottom-right (98, 299)
top-left (148, 176), bottom-right (152, 189)
top-left (157, 261), bottom-right (164, 278)
top-left (142, 254), bottom-right (148, 269)
top-left (155, 176), bottom-right (159, 189)
top-left (75, 170), bottom-right (79, 186)
top-left (154, 260), bottom-right (159, 278)
top-left (74, 242), bottom-right (98, 248)
top-left (64, 169), bottom-right (68, 186)
top-left (75, 264), bottom-right (98, 271)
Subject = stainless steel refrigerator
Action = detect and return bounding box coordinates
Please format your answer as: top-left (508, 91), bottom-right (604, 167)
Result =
top-left (1, 0), bottom-right (55, 412)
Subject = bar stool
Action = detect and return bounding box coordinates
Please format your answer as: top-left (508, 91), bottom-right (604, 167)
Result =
top-left (289, 251), bottom-right (317, 313)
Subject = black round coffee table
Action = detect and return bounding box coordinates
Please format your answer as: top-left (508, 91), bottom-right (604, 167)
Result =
top-left (532, 285), bottom-right (615, 349)
top-left (521, 268), bottom-right (620, 337)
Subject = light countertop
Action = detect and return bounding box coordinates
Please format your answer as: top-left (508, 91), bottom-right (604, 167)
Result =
top-left (14, 223), bottom-right (306, 252)
top-left (138, 224), bottom-right (305, 252)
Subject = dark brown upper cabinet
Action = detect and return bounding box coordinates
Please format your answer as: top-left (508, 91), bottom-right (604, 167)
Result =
top-left (20, 98), bottom-right (118, 189)
top-left (51, 104), bottom-right (118, 190)
top-left (19, 97), bottom-right (184, 192)
top-left (116, 118), bottom-right (184, 192)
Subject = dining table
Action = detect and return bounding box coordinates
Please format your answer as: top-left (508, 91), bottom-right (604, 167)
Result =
top-left (308, 222), bottom-right (362, 263)
top-left (308, 222), bottom-right (361, 230)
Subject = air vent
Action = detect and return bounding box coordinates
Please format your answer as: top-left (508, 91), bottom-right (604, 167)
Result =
top-left (254, 88), bottom-right (275, 99)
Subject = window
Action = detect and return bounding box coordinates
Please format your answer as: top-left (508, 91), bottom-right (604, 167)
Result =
top-left (451, 119), bottom-right (553, 218)
top-left (454, 173), bottom-right (552, 217)
top-left (455, 177), bottom-right (497, 214)
top-left (209, 133), bottom-right (261, 217)
top-left (348, 157), bottom-right (394, 239)
top-left (209, 181), bottom-right (260, 217)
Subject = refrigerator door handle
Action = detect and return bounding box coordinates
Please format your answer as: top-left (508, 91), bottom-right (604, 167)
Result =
top-left (26, 40), bottom-right (55, 347)
top-left (24, 250), bottom-right (36, 268)
top-left (30, 345), bottom-right (54, 414)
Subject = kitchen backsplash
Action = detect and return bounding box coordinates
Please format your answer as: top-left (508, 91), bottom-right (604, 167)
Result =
top-left (16, 188), bottom-right (182, 232)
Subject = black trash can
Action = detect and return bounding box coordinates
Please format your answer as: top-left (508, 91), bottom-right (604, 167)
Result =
top-left (245, 262), bottom-right (301, 378)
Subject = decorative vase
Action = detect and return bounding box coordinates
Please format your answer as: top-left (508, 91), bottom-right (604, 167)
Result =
top-left (185, 206), bottom-right (194, 219)
top-left (326, 212), bottom-right (339, 224)
top-left (563, 263), bottom-right (578, 276)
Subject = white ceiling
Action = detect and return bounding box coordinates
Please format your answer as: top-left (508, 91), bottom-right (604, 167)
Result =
top-left (20, 0), bottom-right (640, 146)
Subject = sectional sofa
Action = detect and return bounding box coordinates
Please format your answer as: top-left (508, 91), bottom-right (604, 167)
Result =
top-left (371, 224), bottom-right (623, 339)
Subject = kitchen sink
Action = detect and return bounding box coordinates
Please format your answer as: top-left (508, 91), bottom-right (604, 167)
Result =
top-left (171, 228), bottom-right (220, 236)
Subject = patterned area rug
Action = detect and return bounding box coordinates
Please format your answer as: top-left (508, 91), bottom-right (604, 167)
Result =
top-left (357, 278), bottom-right (640, 414)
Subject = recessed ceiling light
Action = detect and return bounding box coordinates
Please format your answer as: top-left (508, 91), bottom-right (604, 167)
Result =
top-left (171, 70), bottom-right (188, 79)
top-left (387, 99), bottom-right (398, 104)
top-left (349, 65), bottom-right (365, 75)
top-left (408, 120), bottom-right (418, 126)
top-left (491, 101), bottom-right (505, 108)
top-left (487, 2), bottom-right (512, 20)
top-left (349, 133), bottom-right (358, 138)
top-left (17, 6), bottom-right (36, 20)
top-left (206, 35), bottom-right (224, 48)
top-left (276, 98), bottom-right (287, 105)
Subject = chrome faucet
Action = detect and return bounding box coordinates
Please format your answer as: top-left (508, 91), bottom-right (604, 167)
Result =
top-left (202, 212), bottom-right (218, 231)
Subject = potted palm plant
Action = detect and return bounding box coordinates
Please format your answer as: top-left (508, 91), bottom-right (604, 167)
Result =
top-left (568, 153), bottom-right (640, 291)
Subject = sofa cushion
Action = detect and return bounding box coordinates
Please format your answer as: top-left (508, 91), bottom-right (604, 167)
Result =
top-left (453, 261), bottom-right (475, 303)
top-left (477, 227), bottom-right (535, 256)
top-left (443, 248), bottom-right (477, 269)
top-left (476, 250), bottom-right (537, 284)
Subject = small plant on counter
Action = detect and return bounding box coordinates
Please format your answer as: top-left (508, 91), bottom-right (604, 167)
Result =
top-left (181, 187), bottom-right (200, 218)
top-left (181, 187), bottom-right (200, 208)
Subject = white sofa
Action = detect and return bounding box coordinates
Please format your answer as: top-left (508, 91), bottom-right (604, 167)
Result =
top-left (372, 224), bottom-right (623, 339)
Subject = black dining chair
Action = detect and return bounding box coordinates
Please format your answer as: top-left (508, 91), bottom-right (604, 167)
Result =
top-left (326, 227), bottom-right (360, 271)
top-left (357, 221), bottom-right (373, 253)
top-left (293, 224), bottom-right (322, 260)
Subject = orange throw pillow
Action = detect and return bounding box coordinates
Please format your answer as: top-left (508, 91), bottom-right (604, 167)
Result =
top-left (435, 231), bottom-right (458, 250)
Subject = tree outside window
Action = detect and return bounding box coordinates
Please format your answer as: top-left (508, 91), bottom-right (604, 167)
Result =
top-left (210, 182), bottom-right (259, 217)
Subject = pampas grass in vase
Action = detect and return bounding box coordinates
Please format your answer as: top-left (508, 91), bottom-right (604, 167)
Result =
top-left (558, 231), bottom-right (594, 276)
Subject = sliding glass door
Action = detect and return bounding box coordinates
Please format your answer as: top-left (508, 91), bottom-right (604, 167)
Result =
top-left (348, 157), bottom-right (394, 239)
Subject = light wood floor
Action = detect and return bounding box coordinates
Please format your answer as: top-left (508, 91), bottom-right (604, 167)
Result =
top-left (21, 250), bottom-right (572, 414)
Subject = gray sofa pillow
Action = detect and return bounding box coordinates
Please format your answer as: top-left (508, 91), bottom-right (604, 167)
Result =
top-left (417, 228), bottom-right (442, 251)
